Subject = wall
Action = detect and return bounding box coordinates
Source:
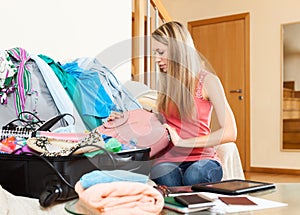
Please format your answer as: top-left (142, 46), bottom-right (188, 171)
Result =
top-left (161, 0), bottom-right (300, 170)
top-left (283, 23), bottom-right (300, 91)
top-left (0, 0), bottom-right (132, 82)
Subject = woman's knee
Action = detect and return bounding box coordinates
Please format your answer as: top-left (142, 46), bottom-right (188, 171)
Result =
top-left (150, 162), bottom-right (178, 178)
top-left (183, 160), bottom-right (223, 185)
top-left (150, 162), bottom-right (183, 186)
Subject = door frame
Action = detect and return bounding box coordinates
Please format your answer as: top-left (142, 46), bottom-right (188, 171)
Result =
top-left (188, 13), bottom-right (251, 171)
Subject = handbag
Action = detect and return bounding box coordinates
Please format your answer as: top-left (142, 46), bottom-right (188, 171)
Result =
top-left (97, 109), bottom-right (170, 159)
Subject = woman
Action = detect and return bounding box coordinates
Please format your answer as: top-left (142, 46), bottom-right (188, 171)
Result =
top-left (149, 21), bottom-right (237, 186)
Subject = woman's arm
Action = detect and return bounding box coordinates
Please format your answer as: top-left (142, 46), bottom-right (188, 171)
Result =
top-left (165, 73), bottom-right (237, 148)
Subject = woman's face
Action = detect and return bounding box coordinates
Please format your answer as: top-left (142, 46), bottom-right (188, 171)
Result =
top-left (152, 39), bottom-right (168, 73)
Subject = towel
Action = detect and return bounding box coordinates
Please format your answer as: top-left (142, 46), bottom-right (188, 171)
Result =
top-left (79, 170), bottom-right (149, 189)
top-left (75, 181), bottom-right (164, 215)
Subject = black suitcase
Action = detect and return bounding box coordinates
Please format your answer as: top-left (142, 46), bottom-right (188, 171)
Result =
top-left (0, 147), bottom-right (151, 207)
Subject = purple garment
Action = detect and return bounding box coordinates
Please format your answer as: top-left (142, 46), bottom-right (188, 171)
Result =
top-left (13, 145), bottom-right (37, 155)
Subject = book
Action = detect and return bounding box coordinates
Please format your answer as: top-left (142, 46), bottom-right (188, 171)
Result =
top-left (164, 196), bottom-right (213, 213)
top-left (154, 185), bottom-right (210, 198)
top-left (166, 185), bottom-right (193, 195)
top-left (174, 194), bottom-right (215, 209)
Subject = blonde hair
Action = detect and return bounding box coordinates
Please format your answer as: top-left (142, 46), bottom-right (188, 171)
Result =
top-left (152, 21), bottom-right (209, 119)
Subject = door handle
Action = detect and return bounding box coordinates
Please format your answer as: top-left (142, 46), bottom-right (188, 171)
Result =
top-left (230, 89), bottom-right (242, 93)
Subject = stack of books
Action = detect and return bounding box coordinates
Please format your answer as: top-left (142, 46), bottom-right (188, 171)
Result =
top-left (156, 179), bottom-right (278, 213)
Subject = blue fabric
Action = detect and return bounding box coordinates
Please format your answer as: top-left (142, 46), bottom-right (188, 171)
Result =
top-left (38, 54), bottom-right (102, 130)
top-left (80, 170), bottom-right (149, 189)
top-left (150, 159), bottom-right (223, 186)
top-left (75, 57), bottom-right (142, 115)
top-left (61, 62), bottom-right (115, 118)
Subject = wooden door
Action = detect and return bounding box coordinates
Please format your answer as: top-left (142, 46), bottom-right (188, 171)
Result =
top-left (188, 13), bottom-right (250, 170)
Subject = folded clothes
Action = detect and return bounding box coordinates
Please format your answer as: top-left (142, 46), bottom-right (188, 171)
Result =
top-left (75, 181), bottom-right (164, 215)
top-left (79, 170), bottom-right (149, 189)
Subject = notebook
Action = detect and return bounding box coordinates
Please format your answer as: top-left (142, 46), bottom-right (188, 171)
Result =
top-left (174, 194), bottom-right (215, 208)
top-left (164, 196), bottom-right (213, 213)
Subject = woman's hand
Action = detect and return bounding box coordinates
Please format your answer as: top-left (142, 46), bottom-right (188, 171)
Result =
top-left (107, 111), bottom-right (123, 121)
top-left (163, 124), bottom-right (183, 147)
top-left (164, 124), bottom-right (209, 148)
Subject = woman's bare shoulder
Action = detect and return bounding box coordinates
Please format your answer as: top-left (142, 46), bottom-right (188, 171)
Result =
top-left (202, 71), bottom-right (221, 86)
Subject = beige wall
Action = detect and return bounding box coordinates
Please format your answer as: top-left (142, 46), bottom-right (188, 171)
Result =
top-left (0, 0), bottom-right (132, 82)
top-left (161, 0), bottom-right (300, 170)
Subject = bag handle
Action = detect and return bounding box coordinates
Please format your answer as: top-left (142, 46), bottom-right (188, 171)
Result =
top-left (33, 113), bottom-right (75, 134)
top-left (103, 109), bottom-right (156, 129)
top-left (103, 111), bottom-right (129, 129)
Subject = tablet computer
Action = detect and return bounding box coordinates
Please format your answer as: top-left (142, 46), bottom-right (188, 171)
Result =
top-left (191, 179), bottom-right (276, 195)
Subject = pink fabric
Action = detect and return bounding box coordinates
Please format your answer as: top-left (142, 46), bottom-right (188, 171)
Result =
top-left (97, 109), bottom-right (170, 158)
top-left (75, 181), bottom-right (164, 215)
top-left (156, 71), bottom-right (219, 164)
top-left (35, 131), bottom-right (87, 141)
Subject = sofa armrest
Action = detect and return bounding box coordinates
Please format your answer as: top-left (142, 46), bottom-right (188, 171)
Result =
top-left (215, 142), bottom-right (245, 180)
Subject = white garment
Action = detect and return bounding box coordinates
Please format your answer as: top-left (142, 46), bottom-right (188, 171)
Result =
top-left (0, 51), bottom-right (17, 88)
top-left (30, 54), bottom-right (86, 132)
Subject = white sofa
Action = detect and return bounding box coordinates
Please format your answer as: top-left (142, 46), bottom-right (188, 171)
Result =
top-left (216, 142), bottom-right (245, 180)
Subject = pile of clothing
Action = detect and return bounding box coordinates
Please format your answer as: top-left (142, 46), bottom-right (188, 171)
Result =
top-left (0, 47), bottom-right (141, 133)
top-left (74, 170), bottom-right (164, 215)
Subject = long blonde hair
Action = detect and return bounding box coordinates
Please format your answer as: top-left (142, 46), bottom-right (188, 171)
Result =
top-left (152, 21), bottom-right (208, 119)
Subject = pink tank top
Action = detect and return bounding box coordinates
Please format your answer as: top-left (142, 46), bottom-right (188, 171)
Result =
top-left (156, 71), bottom-right (219, 164)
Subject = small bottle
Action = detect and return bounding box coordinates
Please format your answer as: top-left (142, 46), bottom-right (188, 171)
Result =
top-left (122, 138), bottom-right (137, 150)
top-left (105, 138), bottom-right (122, 152)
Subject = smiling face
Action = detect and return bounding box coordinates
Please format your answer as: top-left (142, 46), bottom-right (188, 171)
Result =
top-left (152, 39), bottom-right (168, 73)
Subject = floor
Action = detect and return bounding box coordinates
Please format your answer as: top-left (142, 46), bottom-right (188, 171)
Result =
top-left (244, 171), bottom-right (300, 183)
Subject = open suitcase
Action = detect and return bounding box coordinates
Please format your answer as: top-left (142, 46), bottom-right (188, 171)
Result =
top-left (0, 147), bottom-right (151, 207)
top-left (0, 107), bottom-right (151, 208)
top-left (0, 48), bottom-right (151, 207)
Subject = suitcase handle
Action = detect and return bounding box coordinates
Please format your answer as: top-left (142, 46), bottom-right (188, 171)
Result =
top-left (115, 155), bottom-right (133, 163)
top-left (39, 185), bottom-right (62, 207)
